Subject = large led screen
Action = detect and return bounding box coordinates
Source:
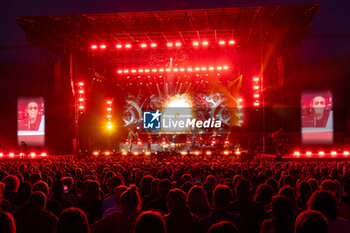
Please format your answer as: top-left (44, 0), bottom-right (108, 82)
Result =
top-left (17, 97), bottom-right (45, 146)
top-left (301, 91), bottom-right (333, 144)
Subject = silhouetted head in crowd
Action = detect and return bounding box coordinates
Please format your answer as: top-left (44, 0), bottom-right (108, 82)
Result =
top-left (57, 207), bottom-right (90, 233)
top-left (0, 182), bottom-right (4, 206)
top-left (213, 185), bottom-right (233, 209)
top-left (120, 186), bottom-right (141, 212)
top-left (140, 175), bottom-right (154, 197)
top-left (308, 190), bottom-right (337, 220)
top-left (167, 189), bottom-right (188, 214)
top-left (108, 176), bottom-right (124, 193)
top-left (13, 181), bottom-right (32, 205)
top-left (254, 184), bottom-right (274, 205)
top-left (187, 186), bottom-right (210, 214)
top-left (207, 221), bottom-right (239, 233)
top-left (84, 180), bottom-right (101, 201)
top-left (28, 191), bottom-right (46, 211)
top-left (0, 211), bottom-right (16, 233)
top-left (113, 185), bottom-right (127, 205)
top-left (295, 210), bottom-right (327, 233)
top-left (235, 178), bottom-right (250, 200)
top-left (158, 179), bottom-right (172, 197)
top-left (134, 211), bottom-right (166, 233)
top-left (2, 175), bottom-right (19, 196)
top-left (297, 181), bottom-right (312, 197)
top-left (33, 181), bottom-right (49, 196)
top-left (320, 179), bottom-right (340, 196)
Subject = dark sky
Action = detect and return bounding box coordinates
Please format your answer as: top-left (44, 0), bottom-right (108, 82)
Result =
top-left (0, 0), bottom-right (350, 64)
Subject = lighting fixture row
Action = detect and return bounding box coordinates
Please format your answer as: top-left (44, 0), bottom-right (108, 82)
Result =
top-left (117, 66), bottom-right (229, 75)
top-left (91, 40), bottom-right (236, 50)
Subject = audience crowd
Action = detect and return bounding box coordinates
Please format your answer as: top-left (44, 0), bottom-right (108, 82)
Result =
top-left (1, 155), bottom-right (350, 233)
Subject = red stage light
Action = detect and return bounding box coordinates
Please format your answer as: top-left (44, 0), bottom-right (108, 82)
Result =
top-left (133, 151), bottom-right (139, 155)
top-left (78, 98), bottom-right (84, 102)
top-left (167, 42), bottom-right (173, 47)
top-left (319, 151), bottom-right (325, 157)
top-left (175, 42), bottom-right (181, 47)
top-left (152, 69), bottom-right (157, 72)
top-left (107, 108), bottom-right (112, 111)
top-left (173, 68), bottom-right (178, 72)
top-left (140, 43), bottom-right (147, 48)
top-left (131, 69), bottom-right (136, 73)
top-left (202, 41), bottom-right (209, 46)
top-left (194, 151), bottom-right (200, 155)
top-left (217, 66), bottom-right (222, 70)
top-left (78, 106), bottom-right (85, 109)
top-left (180, 68), bottom-right (185, 72)
top-left (225, 140), bottom-right (229, 144)
top-left (201, 67), bottom-right (207, 71)
top-left (125, 44), bottom-right (131, 48)
top-left (100, 45), bottom-right (106, 49)
top-left (41, 152), bottom-right (47, 157)
top-left (344, 151), bottom-right (349, 156)
top-left (254, 94), bottom-right (260, 98)
top-left (117, 70), bottom-right (123, 74)
top-left (106, 115), bottom-right (111, 118)
top-left (235, 150), bottom-right (241, 155)
top-left (195, 67), bottom-right (200, 71)
top-left (306, 151), bottom-right (312, 157)
top-left (209, 67), bottom-right (214, 71)
top-left (125, 141), bottom-right (129, 145)
top-left (223, 151), bottom-right (229, 155)
top-left (137, 141), bottom-right (142, 145)
top-left (104, 151), bottom-right (110, 156)
top-left (145, 69), bottom-right (150, 73)
top-left (187, 68), bottom-right (193, 71)
top-left (145, 151), bottom-right (151, 155)
top-left (294, 151), bottom-right (300, 156)
top-left (123, 69), bottom-right (129, 73)
top-left (93, 151), bottom-right (99, 156)
top-left (162, 141), bottom-right (166, 145)
top-left (107, 100), bottom-right (112, 104)
top-left (228, 40), bottom-right (235, 45)
top-left (78, 82), bottom-right (84, 86)
top-left (237, 98), bottom-right (243, 102)
top-left (116, 44), bottom-right (122, 49)
top-left (206, 151), bottom-right (212, 155)
top-left (78, 90), bottom-right (84, 94)
top-left (211, 140), bottom-right (216, 144)
top-left (159, 68), bottom-right (164, 72)
top-left (180, 151), bottom-right (188, 155)
top-left (91, 45), bottom-right (98, 49)
top-left (166, 68), bottom-right (171, 72)
top-left (254, 102), bottom-right (260, 107)
top-left (9, 152), bottom-right (15, 157)
top-left (219, 41), bottom-right (225, 45)
top-left (253, 85), bottom-right (260, 90)
top-left (193, 41), bottom-right (199, 46)
top-left (223, 66), bottom-right (229, 70)
top-left (150, 43), bottom-right (157, 47)
top-left (0, 152), bottom-right (3, 157)
top-left (122, 151), bottom-right (127, 155)
top-left (253, 77), bottom-right (260, 82)
top-left (138, 69), bottom-right (144, 73)
top-left (331, 151), bottom-right (337, 156)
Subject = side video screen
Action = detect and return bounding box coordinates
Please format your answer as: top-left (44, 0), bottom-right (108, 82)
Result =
top-left (301, 91), bottom-right (333, 144)
top-left (17, 97), bottom-right (45, 146)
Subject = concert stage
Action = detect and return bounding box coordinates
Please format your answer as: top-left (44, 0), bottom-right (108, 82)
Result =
top-left (11, 4), bottom-right (349, 156)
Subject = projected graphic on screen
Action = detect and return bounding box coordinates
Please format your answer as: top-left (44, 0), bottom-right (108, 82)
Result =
top-left (17, 97), bottom-right (45, 146)
top-left (122, 93), bottom-right (240, 133)
top-left (301, 91), bottom-right (333, 144)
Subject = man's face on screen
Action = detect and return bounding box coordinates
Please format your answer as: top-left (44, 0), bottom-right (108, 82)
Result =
top-left (27, 102), bottom-right (39, 119)
top-left (312, 96), bottom-right (325, 115)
